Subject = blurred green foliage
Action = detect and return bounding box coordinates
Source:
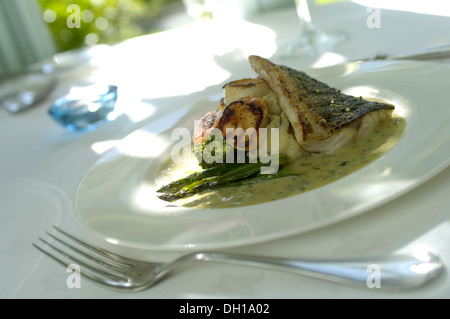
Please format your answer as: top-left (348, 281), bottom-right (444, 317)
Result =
top-left (39, 0), bottom-right (181, 52)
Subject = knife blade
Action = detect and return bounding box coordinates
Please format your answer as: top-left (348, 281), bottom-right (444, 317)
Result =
top-left (364, 43), bottom-right (450, 61)
top-left (1, 74), bottom-right (58, 113)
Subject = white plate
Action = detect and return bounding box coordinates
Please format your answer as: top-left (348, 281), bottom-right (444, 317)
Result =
top-left (75, 60), bottom-right (450, 251)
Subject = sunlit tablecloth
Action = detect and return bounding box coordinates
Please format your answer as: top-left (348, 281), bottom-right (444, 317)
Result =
top-left (2, 1), bottom-right (450, 299)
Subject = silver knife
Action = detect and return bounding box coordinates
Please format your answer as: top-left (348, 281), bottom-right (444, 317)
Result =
top-left (365, 43), bottom-right (450, 61)
top-left (1, 74), bottom-right (58, 113)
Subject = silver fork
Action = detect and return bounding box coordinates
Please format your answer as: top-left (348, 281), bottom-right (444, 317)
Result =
top-left (33, 226), bottom-right (443, 292)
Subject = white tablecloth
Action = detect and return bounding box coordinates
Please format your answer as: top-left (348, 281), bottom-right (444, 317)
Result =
top-left (2, 1), bottom-right (450, 299)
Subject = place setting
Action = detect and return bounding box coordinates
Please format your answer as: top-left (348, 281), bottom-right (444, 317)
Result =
top-left (34, 52), bottom-right (450, 296)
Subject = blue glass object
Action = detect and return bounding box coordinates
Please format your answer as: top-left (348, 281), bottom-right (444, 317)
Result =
top-left (48, 84), bottom-right (119, 132)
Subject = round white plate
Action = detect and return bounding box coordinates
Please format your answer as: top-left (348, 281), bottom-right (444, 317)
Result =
top-left (75, 60), bottom-right (450, 251)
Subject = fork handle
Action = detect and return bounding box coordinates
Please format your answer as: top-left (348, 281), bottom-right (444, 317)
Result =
top-left (186, 252), bottom-right (442, 289)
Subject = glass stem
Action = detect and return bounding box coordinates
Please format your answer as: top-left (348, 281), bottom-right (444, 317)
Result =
top-left (296, 0), bottom-right (312, 24)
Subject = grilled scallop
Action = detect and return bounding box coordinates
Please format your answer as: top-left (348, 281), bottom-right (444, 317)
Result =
top-left (223, 77), bottom-right (271, 106)
top-left (218, 97), bottom-right (269, 151)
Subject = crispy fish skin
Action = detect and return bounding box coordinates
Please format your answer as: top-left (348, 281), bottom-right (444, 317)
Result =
top-left (248, 55), bottom-right (395, 145)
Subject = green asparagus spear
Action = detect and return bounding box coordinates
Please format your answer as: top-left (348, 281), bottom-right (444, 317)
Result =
top-left (156, 161), bottom-right (239, 193)
top-left (217, 169), bottom-right (301, 189)
top-left (157, 154), bottom-right (294, 202)
top-left (157, 162), bottom-right (261, 201)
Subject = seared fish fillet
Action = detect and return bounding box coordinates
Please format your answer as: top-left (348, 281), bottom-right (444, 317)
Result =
top-left (249, 55), bottom-right (395, 151)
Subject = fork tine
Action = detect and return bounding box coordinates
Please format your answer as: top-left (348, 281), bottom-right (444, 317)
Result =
top-left (35, 237), bottom-right (127, 282)
top-left (52, 226), bottom-right (133, 268)
top-left (45, 232), bottom-right (129, 273)
top-left (33, 242), bottom-right (72, 270)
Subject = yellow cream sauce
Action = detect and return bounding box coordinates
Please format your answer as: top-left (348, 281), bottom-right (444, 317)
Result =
top-left (156, 116), bottom-right (405, 209)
